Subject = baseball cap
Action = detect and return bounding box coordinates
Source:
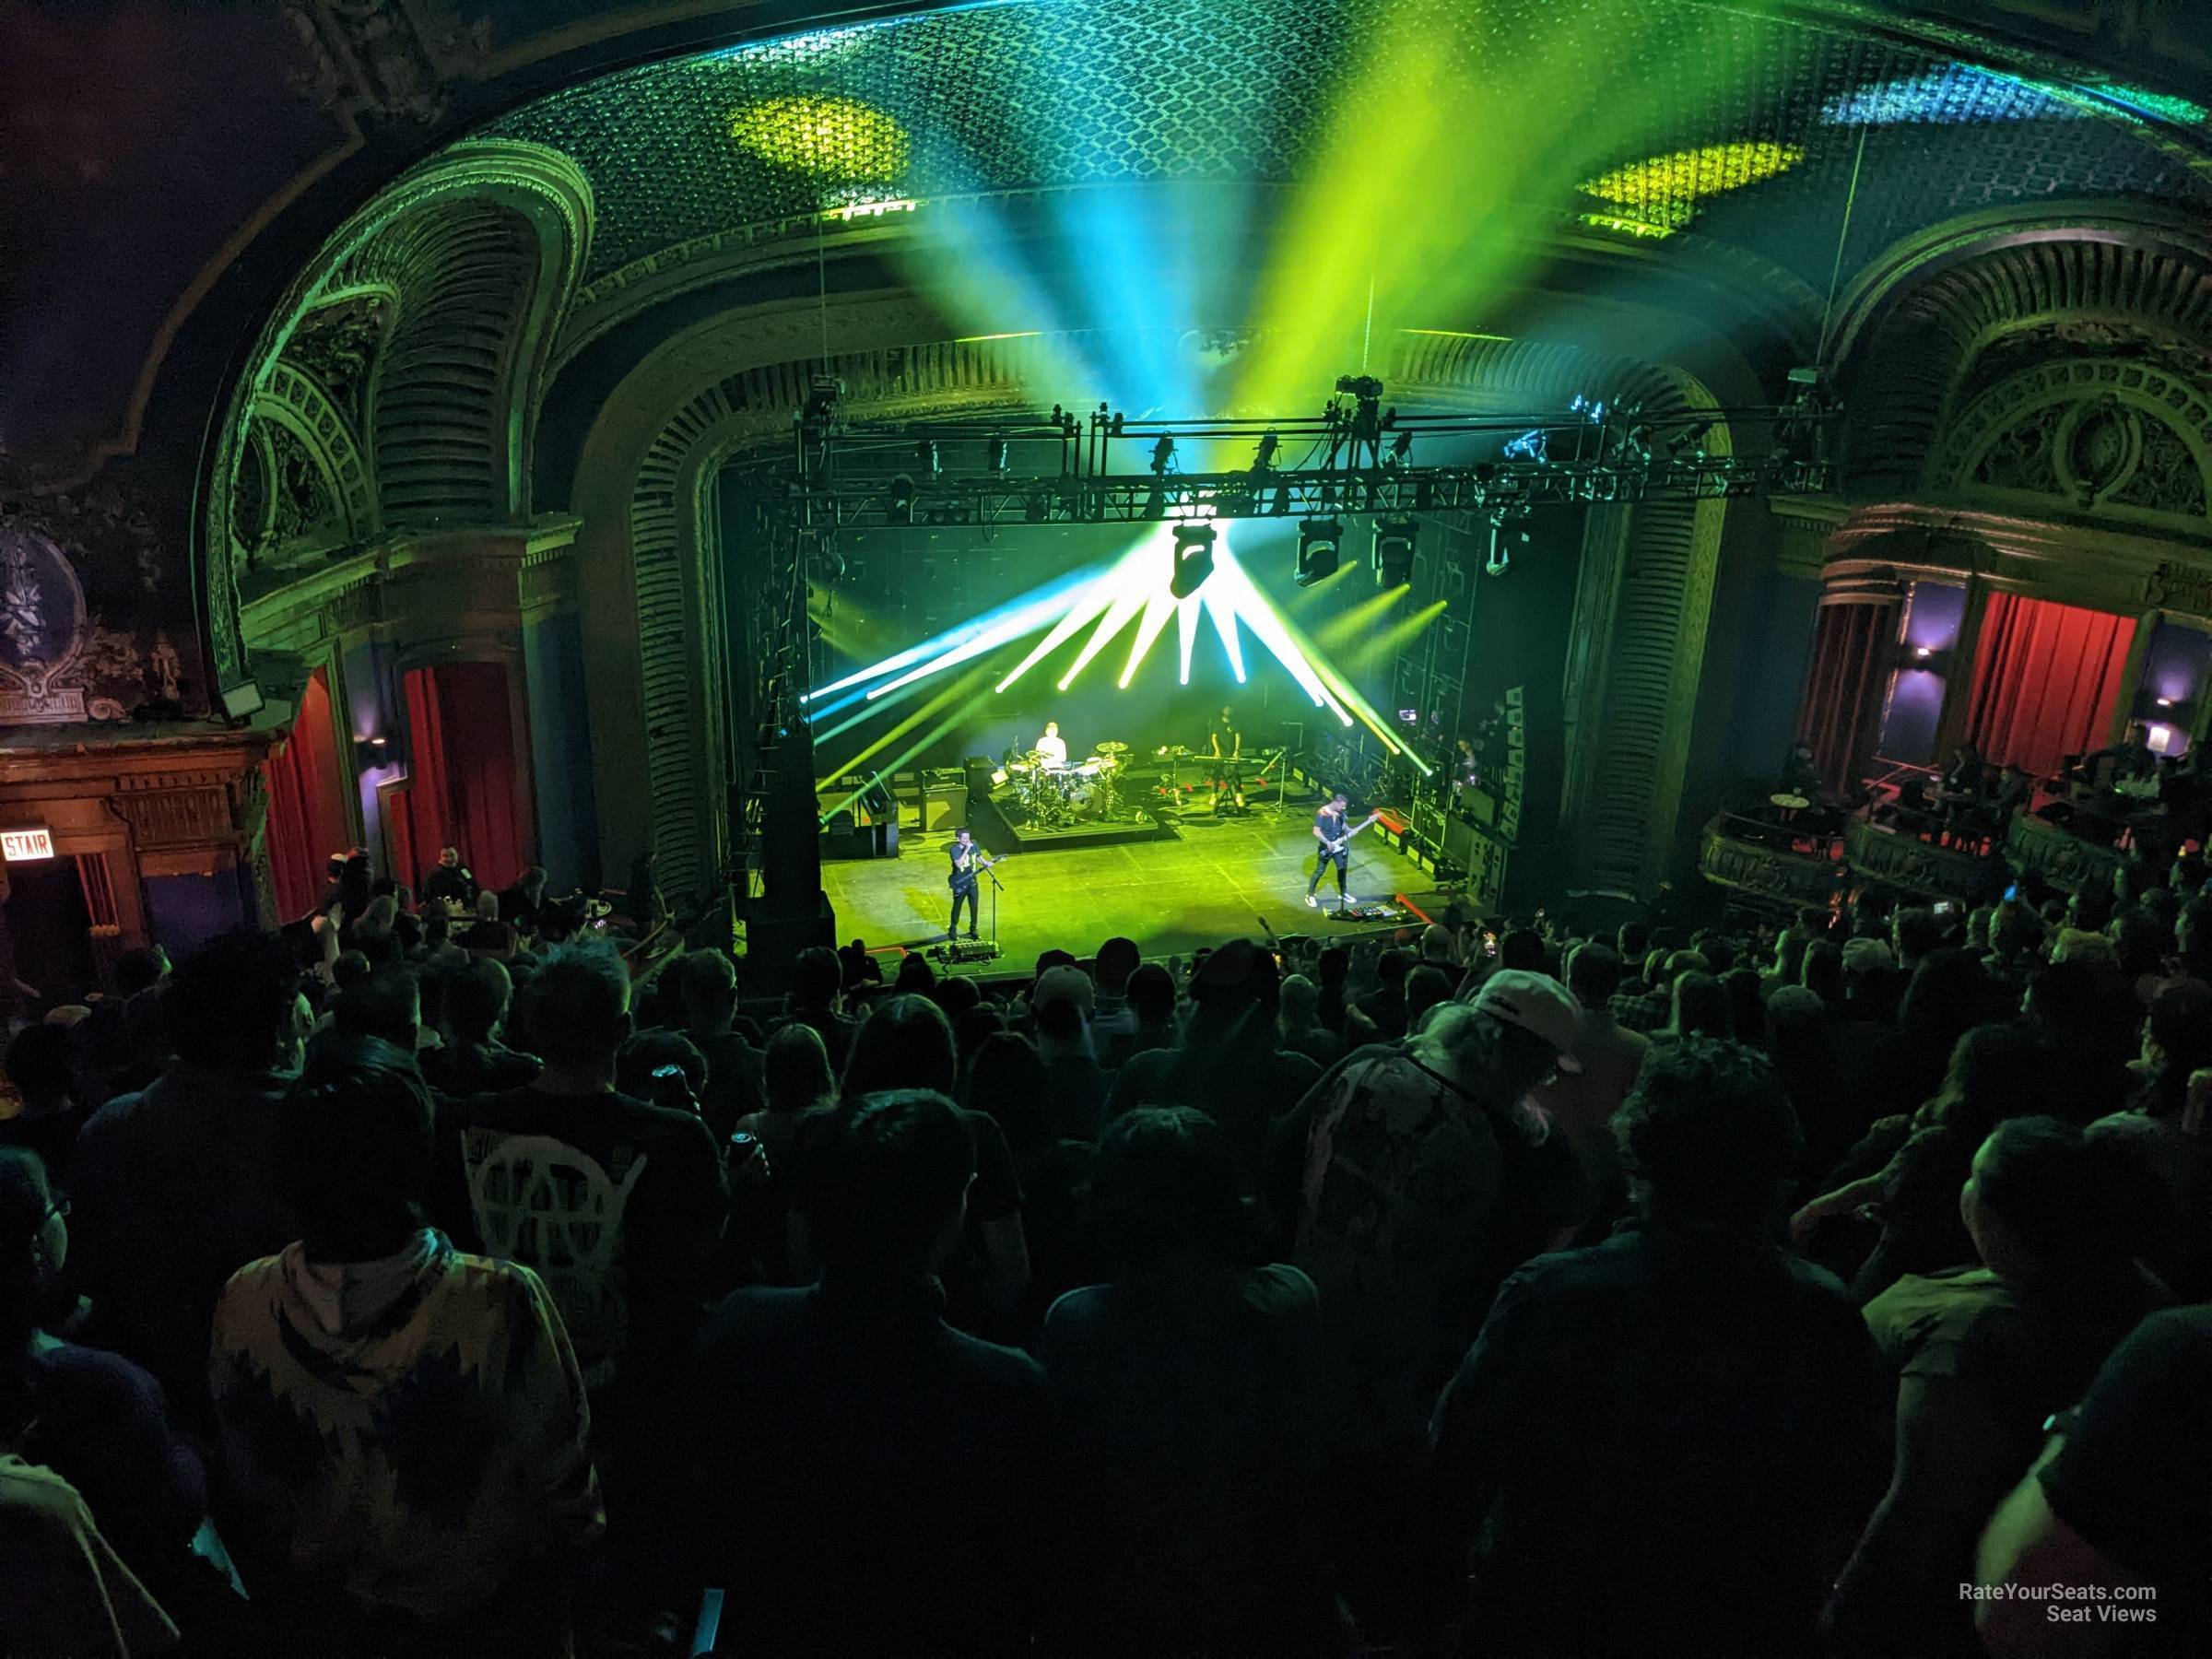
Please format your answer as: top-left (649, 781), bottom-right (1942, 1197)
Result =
top-left (1473, 969), bottom-right (1584, 1073)
top-left (1032, 964), bottom-right (1096, 1018)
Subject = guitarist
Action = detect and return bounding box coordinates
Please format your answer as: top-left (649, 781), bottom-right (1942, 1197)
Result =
top-left (946, 827), bottom-right (995, 941)
top-left (1307, 791), bottom-right (1360, 908)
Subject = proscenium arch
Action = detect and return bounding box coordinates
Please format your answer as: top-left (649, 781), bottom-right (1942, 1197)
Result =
top-left (203, 139), bottom-right (594, 675)
top-left (571, 302), bottom-right (1745, 903)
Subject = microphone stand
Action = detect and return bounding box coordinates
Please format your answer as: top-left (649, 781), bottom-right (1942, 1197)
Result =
top-left (982, 858), bottom-right (1006, 959)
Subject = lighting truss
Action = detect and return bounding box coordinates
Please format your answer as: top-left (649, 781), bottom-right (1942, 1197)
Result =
top-left (747, 391), bottom-right (1839, 532)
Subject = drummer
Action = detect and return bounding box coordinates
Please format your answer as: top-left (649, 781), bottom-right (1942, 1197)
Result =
top-left (1034, 720), bottom-right (1069, 769)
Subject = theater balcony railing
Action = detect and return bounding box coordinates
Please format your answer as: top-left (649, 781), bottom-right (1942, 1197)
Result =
top-left (2006, 810), bottom-right (2125, 895)
top-left (1842, 816), bottom-right (2004, 906)
top-left (1699, 812), bottom-right (1848, 907)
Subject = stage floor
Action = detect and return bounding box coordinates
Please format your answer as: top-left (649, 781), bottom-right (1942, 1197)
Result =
top-left (820, 807), bottom-right (1446, 968)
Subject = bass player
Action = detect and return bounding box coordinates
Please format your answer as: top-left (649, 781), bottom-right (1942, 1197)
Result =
top-left (1306, 791), bottom-right (1378, 908)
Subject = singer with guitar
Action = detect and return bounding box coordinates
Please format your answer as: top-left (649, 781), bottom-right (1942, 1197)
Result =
top-left (1306, 791), bottom-right (1379, 908)
top-left (946, 828), bottom-right (1003, 941)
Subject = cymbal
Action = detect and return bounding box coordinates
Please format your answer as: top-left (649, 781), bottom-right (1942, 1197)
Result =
top-left (1095, 740), bottom-right (1130, 755)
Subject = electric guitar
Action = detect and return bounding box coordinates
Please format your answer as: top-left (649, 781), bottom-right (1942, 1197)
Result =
top-left (1319, 812), bottom-right (1382, 856)
top-left (947, 848), bottom-right (1012, 888)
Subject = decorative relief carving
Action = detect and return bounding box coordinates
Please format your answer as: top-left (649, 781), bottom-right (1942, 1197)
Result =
top-left (115, 786), bottom-right (237, 848)
top-left (2006, 811), bottom-right (2124, 893)
top-left (1844, 819), bottom-right (1994, 904)
top-left (283, 294), bottom-right (388, 430)
top-left (280, 0), bottom-right (489, 124)
top-left (0, 466), bottom-right (186, 723)
top-left (2144, 559), bottom-right (2212, 613)
top-left (1943, 358), bottom-right (2212, 527)
top-left (1699, 826), bottom-right (1847, 905)
top-left (263, 422), bottom-right (344, 558)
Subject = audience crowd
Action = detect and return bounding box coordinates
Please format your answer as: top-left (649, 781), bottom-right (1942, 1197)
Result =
top-left (3, 848), bottom-right (2208, 1656)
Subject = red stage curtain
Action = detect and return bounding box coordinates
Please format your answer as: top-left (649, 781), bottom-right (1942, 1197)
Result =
top-left (402, 663), bottom-right (530, 894)
top-left (402, 667), bottom-right (453, 890)
top-left (261, 667), bottom-right (350, 922)
top-left (1965, 594), bottom-right (2136, 780)
top-left (1796, 602), bottom-right (1893, 791)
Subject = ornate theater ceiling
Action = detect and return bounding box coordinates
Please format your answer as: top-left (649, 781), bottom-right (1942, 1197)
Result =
top-left (487, 0), bottom-right (2212, 299)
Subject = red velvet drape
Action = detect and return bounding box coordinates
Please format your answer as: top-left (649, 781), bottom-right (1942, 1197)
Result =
top-left (261, 667), bottom-right (350, 921)
top-left (1796, 602), bottom-right (1893, 791)
top-left (1964, 594), bottom-right (2136, 780)
top-left (402, 664), bottom-right (530, 894)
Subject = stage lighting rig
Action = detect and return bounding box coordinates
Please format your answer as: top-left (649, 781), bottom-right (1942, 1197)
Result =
top-left (1372, 517), bottom-right (1417, 588)
top-left (1149, 435), bottom-right (1178, 476)
top-left (986, 436), bottom-right (1009, 474)
top-left (1253, 430), bottom-right (1279, 472)
top-left (886, 473), bottom-right (916, 524)
top-left (1169, 522), bottom-right (1217, 598)
top-left (1296, 518), bottom-right (1343, 587)
top-left (916, 439), bottom-right (942, 477)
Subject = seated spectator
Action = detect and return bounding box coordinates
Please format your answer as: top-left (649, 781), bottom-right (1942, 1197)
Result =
top-left (1041, 1108), bottom-right (1332, 1654)
top-left (677, 1091), bottom-right (1050, 1657)
top-left (1291, 973), bottom-right (1589, 1630)
top-left (1434, 1038), bottom-right (1887, 1658)
top-left (1973, 1305), bottom-right (2212, 1657)
top-left (1277, 972), bottom-right (1344, 1070)
top-left (421, 958), bottom-right (538, 1100)
top-left (1828, 1118), bottom-right (2164, 1652)
top-left (213, 1038), bottom-right (602, 1654)
top-left (455, 890), bottom-right (514, 959)
top-left (780, 946), bottom-right (859, 1072)
top-left (0, 1147), bottom-right (207, 1616)
top-left (1109, 940), bottom-right (1321, 1177)
top-left (430, 942), bottom-right (727, 1397)
top-left (1, 1024), bottom-right (90, 1181)
top-left (66, 932), bottom-right (302, 1423)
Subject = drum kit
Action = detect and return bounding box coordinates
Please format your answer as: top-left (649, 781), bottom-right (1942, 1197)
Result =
top-left (1006, 739), bottom-right (1132, 828)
